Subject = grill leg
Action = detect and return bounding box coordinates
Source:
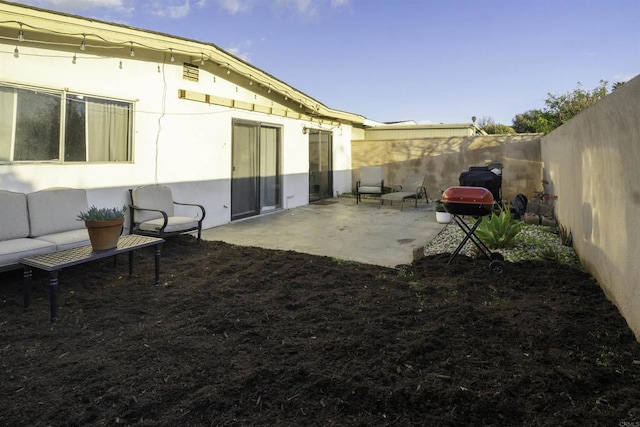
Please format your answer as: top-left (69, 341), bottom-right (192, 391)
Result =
top-left (466, 229), bottom-right (495, 260)
top-left (447, 216), bottom-right (485, 265)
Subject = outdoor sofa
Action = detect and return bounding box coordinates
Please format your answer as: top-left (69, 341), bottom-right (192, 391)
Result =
top-left (0, 188), bottom-right (91, 272)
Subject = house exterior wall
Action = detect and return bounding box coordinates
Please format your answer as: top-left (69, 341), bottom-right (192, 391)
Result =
top-left (541, 74), bottom-right (640, 340)
top-left (351, 134), bottom-right (542, 202)
top-left (0, 40), bottom-right (354, 230)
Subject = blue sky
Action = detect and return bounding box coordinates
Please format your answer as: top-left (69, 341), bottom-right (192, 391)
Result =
top-left (12, 0), bottom-right (640, 124)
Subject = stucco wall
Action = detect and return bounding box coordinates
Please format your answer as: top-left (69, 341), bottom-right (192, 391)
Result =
top-left (0, 41), bottom-right (354, 229)
top-left (541, 74), bottom-right (640, 340)
top-left (351, 134), bottom-right (542, 202)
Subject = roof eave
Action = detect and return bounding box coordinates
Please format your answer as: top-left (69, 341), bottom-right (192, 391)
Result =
top-left (0, 0), bottom-right (365, 125)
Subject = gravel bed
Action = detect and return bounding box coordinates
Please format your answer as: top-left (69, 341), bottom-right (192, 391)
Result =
top-left (424, 220), bottom-right (581, 266)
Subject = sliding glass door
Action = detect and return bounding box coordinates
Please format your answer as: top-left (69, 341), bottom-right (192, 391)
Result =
top-left (308, 130), bottom-right (333, 201)
top-left (231, 120), bottom-right (281, 220)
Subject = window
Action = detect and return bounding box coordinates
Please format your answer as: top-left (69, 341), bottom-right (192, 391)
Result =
top-left (0, 83), bottom-right (133, 163)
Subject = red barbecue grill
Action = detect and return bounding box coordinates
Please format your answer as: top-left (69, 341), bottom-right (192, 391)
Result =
top-left (441, 186), bottom-right (505, 274)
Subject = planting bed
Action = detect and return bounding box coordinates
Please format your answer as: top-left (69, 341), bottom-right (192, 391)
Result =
top-left (1, 235), bottom-right (639, 426)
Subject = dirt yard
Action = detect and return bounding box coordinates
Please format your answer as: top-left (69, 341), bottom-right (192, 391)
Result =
top-left (1, 235), bottom-right (639, 426)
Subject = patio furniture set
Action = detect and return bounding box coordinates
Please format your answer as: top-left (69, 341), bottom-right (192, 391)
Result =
top-left (355, 165), bottom-right (506, 273)
top-left (0, 185), bottom-right (205, 321)
top-left (355, 166), bottom-right (429, 210)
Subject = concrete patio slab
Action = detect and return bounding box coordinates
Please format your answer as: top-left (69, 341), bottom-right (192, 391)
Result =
top-left (200, 197), bottom-right (446, 268)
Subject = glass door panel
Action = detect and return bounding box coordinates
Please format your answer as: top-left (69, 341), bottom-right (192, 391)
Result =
top-left (260, 126), bottom-right (280, 212)
top-left (309, 130), bottom-right (332, 201)
top-left (231, 120), bottom-right (281, 220)
top-left (231, 122), bottom-right (258, 220)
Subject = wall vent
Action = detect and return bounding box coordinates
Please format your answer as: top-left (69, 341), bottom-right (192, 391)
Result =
top-left (183, 63), bottom-right (199, 82)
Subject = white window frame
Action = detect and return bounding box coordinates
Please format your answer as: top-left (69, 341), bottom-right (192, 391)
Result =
top-left (0, 82), bottom-right (135, 164)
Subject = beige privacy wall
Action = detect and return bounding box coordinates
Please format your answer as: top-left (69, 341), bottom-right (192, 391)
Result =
top-left (351, 134), bottom-right (542, 202)
top-left (542, 74), bottom-right (640, 340)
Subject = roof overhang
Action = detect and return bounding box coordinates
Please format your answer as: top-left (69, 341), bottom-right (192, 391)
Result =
top-left (0, 0), bottom-right (365, 126)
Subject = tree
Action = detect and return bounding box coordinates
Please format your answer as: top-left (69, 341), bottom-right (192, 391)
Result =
top-left (477, 116), bottom-right (495, 129)
top-left (512, 109), bottom-right (555, 134)
top-left (544, 80), bottom-right (609, 126)
top-left (477, 116), bottom-right (515, 134)
top-left (512, 80), bottom-right (612, 134)
top-left (483, 123), bottom-right (515, 134)
top-left (612, 81), bottom-right (625, 90)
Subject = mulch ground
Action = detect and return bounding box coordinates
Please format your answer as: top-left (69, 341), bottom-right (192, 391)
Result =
top-left (1, 235), bottom-right (639, 426)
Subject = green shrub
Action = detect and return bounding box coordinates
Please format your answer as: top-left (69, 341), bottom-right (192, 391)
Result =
top-left (475, 209), bottom-right (523, 249)
top-left (537, 245), bottom-right (560, 261)
top-left (558, 223), bottom-right (573, 247)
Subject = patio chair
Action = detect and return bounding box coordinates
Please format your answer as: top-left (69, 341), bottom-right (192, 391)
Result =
top-left (129, 185), bottom-right (206, 243)
top-left (356, 166), bottom-right (384, 204)
top-left (379, 174), bottom-right (428, 211)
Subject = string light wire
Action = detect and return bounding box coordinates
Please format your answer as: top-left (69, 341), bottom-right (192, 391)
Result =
top-left (0, 20), bottom-right (332, 118)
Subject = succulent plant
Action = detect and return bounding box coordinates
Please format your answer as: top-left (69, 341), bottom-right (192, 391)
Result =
top-left (77, 205), bottom-right (127, 221)
top-left (435, 200), bottom-right (447, 212)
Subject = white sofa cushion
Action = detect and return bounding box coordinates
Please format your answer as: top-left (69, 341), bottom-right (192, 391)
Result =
top-left (0, 190), bottom-right (30, 241)
top-left (35, 229), bottom-right (91, 251)
top-left (27, 188), bottom-right (88, 238)
top-left (0, 238), bottom-right (56, 267)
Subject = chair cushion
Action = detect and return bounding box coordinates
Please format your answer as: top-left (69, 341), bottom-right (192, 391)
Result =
top-left (0, 190), bottom-right (30, 241)
top-left (138, 216), bottom-right (199, 234)
top-left (358, 186), bottom-right (383, 194)
top-left (402, 175), bottom-right (427, 190)
top-left (27, 188), bottom-right (88, 237)
top-left (35, 229), bottom-right (91, 251)
top-left (380, 191), bottom-right (416, 202)
top-left (0, 238), bottom-right (56, 267)
top-left (359, 166), bottom-right (383, 186)
top-left (131, 185), bottom-right (175, 223)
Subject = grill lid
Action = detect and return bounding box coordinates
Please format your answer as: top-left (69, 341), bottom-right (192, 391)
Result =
top-left (442, 186), bottom-right (494, 205)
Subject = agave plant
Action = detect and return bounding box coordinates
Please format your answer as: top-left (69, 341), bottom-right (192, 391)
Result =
top-left (475, 208), bottom-right (523, 249)
top-left (557, 223), bottom-right (573, 247)
top-left (77, 205), bottom-right (127, 221)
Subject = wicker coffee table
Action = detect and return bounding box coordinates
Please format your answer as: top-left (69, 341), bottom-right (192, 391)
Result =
top-left (22, 234), bottom-right (164, 322)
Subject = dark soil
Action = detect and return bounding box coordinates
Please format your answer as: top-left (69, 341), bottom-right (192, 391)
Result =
top-left (1, 235), bottom-right (639, 426)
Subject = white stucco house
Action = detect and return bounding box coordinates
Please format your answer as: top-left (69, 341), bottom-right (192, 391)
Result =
top-left (0, 1), bottom-right (366, 229)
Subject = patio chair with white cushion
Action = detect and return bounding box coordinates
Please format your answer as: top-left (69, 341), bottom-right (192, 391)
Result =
top-left (356, 166), bottom-right (384, 204)
top-left (379, 174), bottom-right (428, 210)
top-left (129, 185), bottom-right (206, 243)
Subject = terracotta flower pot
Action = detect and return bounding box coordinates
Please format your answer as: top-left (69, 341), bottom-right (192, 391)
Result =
top-left (84, 217), bottom-right (125, 251)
